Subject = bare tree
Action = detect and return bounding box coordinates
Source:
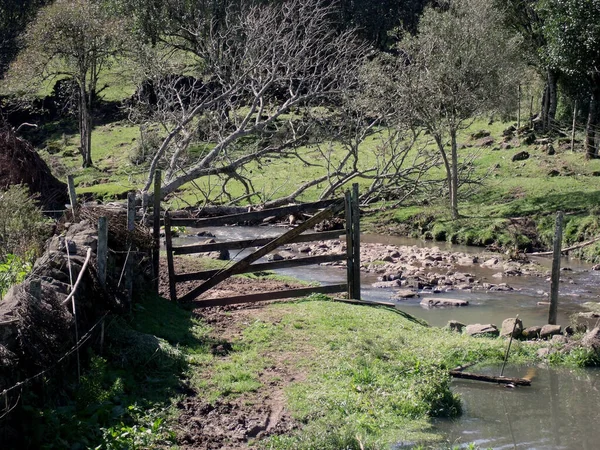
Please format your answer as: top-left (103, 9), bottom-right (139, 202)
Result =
top-left (129, 0), bottom-right (369, 203)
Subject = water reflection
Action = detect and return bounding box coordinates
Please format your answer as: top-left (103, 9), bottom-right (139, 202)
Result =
top-left (434, 365), bottom-right (600, 449)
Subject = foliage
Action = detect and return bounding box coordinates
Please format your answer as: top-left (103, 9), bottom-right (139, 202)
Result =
top-left (4, 0), bottom-right (128, 167)
top-left (0, 253), bottom-right (32, 298)
top-left (0, 184), bottom-right (46, 262)
top-left (370, 0), bottom-right (521, 219)
top-left (0, 0), bottom-right (50, 77)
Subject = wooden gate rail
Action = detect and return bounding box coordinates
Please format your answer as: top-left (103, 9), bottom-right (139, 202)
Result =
top-left (163, 187), bottom-right (361, 306)
top-left (174, 253), bottom-right (346, 283)
top-left (168, 199), bottom-right (339, 228)
top-left (171, 230), bottom-right (344, 256)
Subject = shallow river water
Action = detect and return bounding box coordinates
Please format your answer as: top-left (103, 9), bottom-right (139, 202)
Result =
top-left (174, 226), bottom-right (600, 449)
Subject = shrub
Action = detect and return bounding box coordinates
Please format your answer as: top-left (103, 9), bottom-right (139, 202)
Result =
top-left (0, 184), bottom-right (47, 261)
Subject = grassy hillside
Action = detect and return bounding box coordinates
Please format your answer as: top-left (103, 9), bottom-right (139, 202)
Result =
top-left (32, 110), bottom-right (600, 261)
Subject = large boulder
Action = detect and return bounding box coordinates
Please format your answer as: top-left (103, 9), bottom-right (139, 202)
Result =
top-left (501, 317), bottom-right (523, 338)
top-left (512, 151), bottom-right (530, 162)
top-left (466, 323), bottom-right (499, 337)
top-left (540, 324), bottom-right (562, 339)
top-left (522, 326), bottom-right (542, 339)
top-left (581, 327), bottom-right (600, 351)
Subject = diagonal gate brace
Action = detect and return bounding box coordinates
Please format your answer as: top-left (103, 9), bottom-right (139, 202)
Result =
top-left (179, 200), bottom-right (345, 302)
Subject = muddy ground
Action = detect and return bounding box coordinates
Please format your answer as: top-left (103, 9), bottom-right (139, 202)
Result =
top-left (158, 258), bottom-right (305, 449)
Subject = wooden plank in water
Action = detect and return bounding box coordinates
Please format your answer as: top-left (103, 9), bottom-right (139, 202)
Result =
top-left (449, 370), bottom-right (531, 386)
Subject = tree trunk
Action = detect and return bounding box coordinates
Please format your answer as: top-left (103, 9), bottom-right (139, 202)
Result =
top-left (586, 80), bottom-right (599, 159)
top-left (79, 85), bottom-right (93, 168)
top-left (434, 134), bottom-right (457, 219)
top-left (450, 129), bottom-right (459, 220)
top-left (541, 69), bottom-right (558, 132)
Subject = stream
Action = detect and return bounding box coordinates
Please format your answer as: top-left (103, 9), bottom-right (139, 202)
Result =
top-left (173, 226), bottom-right (600, 449)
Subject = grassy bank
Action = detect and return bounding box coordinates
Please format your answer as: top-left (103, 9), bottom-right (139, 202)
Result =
top-left (22, 291), bottom-right (551, 449)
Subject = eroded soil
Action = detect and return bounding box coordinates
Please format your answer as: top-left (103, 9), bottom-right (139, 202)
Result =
top-left (159, 258), bottom-right (305, 449)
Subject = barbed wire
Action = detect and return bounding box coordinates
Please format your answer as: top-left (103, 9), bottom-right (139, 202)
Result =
top-left (0, 312), bottom-right (110, 420)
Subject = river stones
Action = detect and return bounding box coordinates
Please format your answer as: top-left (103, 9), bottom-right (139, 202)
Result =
top-left (372, 280), bottom-right (401, 289)
top-left (501, 318), bottom-right (523, 338)
top-left (420, 298), bottom-right (468, 308)
top-left (392, 289), bottom-right (418, 299)
top-left (465, 323), bottom-right (499, 337)
top-left (446, 320), bottom-right (465, 333)
top-left (581, 327), bottom-right (600, 350)
top-left (540, 324), bottom-right (562, 339)
top-left (522, 326), bottom-right (542, 339)
top-left (575, 312), bottom-right (600, 330)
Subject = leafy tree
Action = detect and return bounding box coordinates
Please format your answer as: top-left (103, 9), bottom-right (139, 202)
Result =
top-left (5, 0), bottom-right (127, 167)
top-left (539, 0), bottom-right (600, 158)
top-left (376, 0), bottom-right (520, 219)
top-left (0, 0), bottom-right (50, 78)
top-left (496, 0), bottom-right (559, 131)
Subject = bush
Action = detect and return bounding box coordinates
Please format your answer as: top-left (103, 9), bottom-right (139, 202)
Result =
top-left (0, 253), bottom-right (32, 298)
top-left (0, 184), bottom-right (47, 261)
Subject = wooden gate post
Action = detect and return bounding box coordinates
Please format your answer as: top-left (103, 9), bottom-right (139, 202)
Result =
top-left (164, 212), bottom-right (177, 301)
top-left (125, 192), bottom-right (136, 303)
top-left (351, 183), bottom-right (361, 299)
top-left (97, 216), bottom-right (108, 287)
top-left (67, 175), bottom-right (77, 220)
top-left (152, 170), bottom-right (161, 293)
top-left (345, 190), bottom-right (355, 300)
top-left (549, 211), bottom-right (564, 325)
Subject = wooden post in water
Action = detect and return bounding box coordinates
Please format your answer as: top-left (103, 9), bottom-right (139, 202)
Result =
top-left (97, 216), bottom-right (108, 287)
top-left (164, 212), bottom-right (177, 301)
top-left (549, 211), bottom-right (564, 325)
top-left (153, 170), bottom-right (161, 293)
top-left (345, 190), bottom-right (354, 300)
top-left (67, 175), bottom-right (77, 219)
top-left (571, 101), bottom-right (577, 153)
top-left (351, 183), bottom-right (361, 300)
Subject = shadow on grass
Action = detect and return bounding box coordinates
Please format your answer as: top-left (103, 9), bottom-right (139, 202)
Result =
top-left (14, 292), bottom-right (228, 449)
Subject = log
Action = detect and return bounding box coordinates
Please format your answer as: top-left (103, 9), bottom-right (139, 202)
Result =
top-left (527, 234), bottom-right (600, 256)
top-left (449, 370), bottom-right (531, 386)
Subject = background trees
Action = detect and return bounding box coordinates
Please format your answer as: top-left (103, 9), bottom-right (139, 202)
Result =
top-left (129, 0), bottom-right (368, 202)
top-left (4, 0), bottom-right (127, 168)
top-left (539, 0), bottom-right (600, 158)
top-left (374, 0), bottom-right (520, 219)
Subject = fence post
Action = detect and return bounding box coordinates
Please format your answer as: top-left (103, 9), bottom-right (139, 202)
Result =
top-left (30, 279), bottom-right (41, 303)
top-left (97, 216), bottom-right (108, 287)
top-left (517, 84), bottom-right (521, 130)
top-left (571, 101), bottom-right (577, 153)
top-left (125, 192), bottom-right (136, 304)
top-left (153, 170), bottom-right (162, 293)
top-left (549, 211), bottom-right (564, 325)
top-left (164, 212), bottom-right (177, 301)
top-left (351, 183), bottom-right (361, 300)
top-left (345, 190), bottom-right (354, 300)
top-left (67, 175), bottom-right (77, 219)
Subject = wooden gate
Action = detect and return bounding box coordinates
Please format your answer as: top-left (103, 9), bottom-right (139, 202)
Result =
top-left (163, 185), bottom-right (361, 307)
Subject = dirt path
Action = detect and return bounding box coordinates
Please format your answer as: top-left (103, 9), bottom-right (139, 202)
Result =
top-left (158, 257), bottom-right (305, 449)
